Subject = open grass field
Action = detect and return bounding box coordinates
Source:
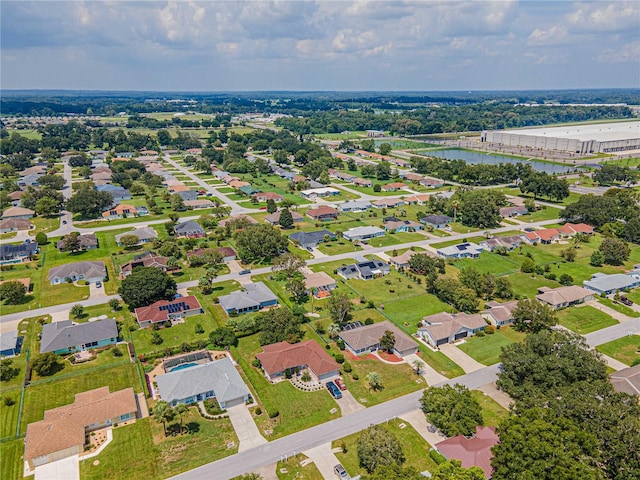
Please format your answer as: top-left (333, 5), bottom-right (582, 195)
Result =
top-left (457, 328), bottom-right (525, 366)
top-left (557, 305), bottom-right (618, 334)
top-left (470, 390), bottom-right (509, 427)
top-left (596, 336), bottom-right (640, 366)
top-left (0, 439), bottom-right (24, 480)
top-left (333, 418), bottom-right (439, 478)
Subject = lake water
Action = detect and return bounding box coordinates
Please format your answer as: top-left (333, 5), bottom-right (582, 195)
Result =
top-left (422, 149), bottom-right (578, 174)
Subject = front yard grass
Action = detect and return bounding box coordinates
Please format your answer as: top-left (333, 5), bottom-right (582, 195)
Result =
top-left (316, 240), bottom-right (362, 255)
top-left (277, 454), bottom-right (324, 480)
top-left (597, 297), bottom-right (640, 318)
top-left (457, 328), bottom-right (525, 366)
top-left (596, 336), bottom-right (640, 366)
top-left (333, 418), bottom-right (439, 478)
top-left (557, 305), bottom-right (618, 334)
top-left (470, 390), bottom-right (509, 427)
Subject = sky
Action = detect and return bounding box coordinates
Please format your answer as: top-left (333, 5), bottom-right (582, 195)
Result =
top-left (1, 0), bottom-right (639, 92)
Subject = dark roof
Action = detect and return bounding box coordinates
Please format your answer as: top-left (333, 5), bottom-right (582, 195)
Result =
top-left (420, 214), bottom-right (452, 225)
top-left (0, 242), bottom-right (38, 258)
top-left (174, 220), bottom-right (205, 234)
top-left (289, 230), bottom-right (335, 245)
top-left (40, 319), bottom-right (118, 353)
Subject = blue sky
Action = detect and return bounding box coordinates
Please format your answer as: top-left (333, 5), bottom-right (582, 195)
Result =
top-left (1, 1), bottom-right (638, 91)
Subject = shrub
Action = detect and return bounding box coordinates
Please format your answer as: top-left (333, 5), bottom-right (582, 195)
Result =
top-left (255, 407), bottom-right (262, 416)
top-left (475, 330), bottom-right (485, 337)
top-left (334, 353), bottom-right (345, 364)
top-left (430, 449), bottom-right (446, 465)
top-left (195, 323), bottom-right (205, 334)
top-left (336, 339), bottom-right (345, 350)
top-left (3, 396), bottom-right (15, 406)
top-left (112, 347), bottom-right (123, 357)
top-left (485, 325), bottom-right (495, 334)
top-left (269, 410), bottom-right (280, 419)
top-left (352, 373), bottom-right (359, 380)
top-left (364, 318), bottom-right (374, 325)
top-left (252, 358), bottom-right (262, 368)
top-left (325, 344), bottom-right (331, 350)
top-left (343, 362), bottom-right (352, 373)
top-left (367, 300), bottom-right (375, 308)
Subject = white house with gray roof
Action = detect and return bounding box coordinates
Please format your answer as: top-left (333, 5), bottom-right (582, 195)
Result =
top-left (115, 227), bottom-right (158, 246)
top-left (48, 261), bottom-right (107, 284)
top-left (338, 200), bottom-right (372, 213)
top-left (583, 273), bottom-right (640, 295)
top-left (156, 356), bottom-right (250, 408)
top-left (337, 259), bottom-right (390, 280)
top-left (40, 319), bottom-right (118, 354)
top-left (343, 226), bottom-right (385, 242)
top-left (218, 282), bottom-right (278, 315)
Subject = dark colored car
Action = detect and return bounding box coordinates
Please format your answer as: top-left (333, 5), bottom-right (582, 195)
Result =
top-left (334, 378), bottom-right (347, 391)
top-left (239, 269), bottom-right (251, 275)
top-left (95, 281), bottom-right (102, 288)
top-left (326, 381), bottom-right (342, 399)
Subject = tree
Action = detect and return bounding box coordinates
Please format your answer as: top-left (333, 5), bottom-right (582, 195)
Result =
top-left (420, 384), bottom-right (483, 437)
top-left (278, 208), bottom-right (294, 229)
top-left (458, 267), bottom-right (484, 297)
top-left (118, 267), bottom-right (177, 308)
top-left (457, 189), bottom-right (506, 228)
top-left (70, 304), bottom-right (84, 319)
top-left (432, 460), bottom-right (485, 480)
top-left (256, 308), bottom-right (304, 346)
top-left (520, 257), bottom-right (536, 273)
top-left (32, 352), bottom-right (62, 376)
top-left (35, 196), bottom-right (60, 216)
top-left (118, 234), bottom-right (141, 249)
top-left (357, 424), bottom-right (405, 473)
top-left (150, 332), bottom-right (163, 345)
top-left (560, 247), bottom-right (577, 262)
top-left (266, 198), bottom-right (277, 214)
top-left (494, 277), bottom-right (513, 299)
top-left (65, 185), bottom-right (113, 219)
top-left (0, 280), bottom-right (27, 305)
top-left (366, 372), bottom-right (383, 391)
top-left (37, 174), bottom-right (65, 190)
top-left (286, 277), bottom-right (307, 304)
top-left (153, 400), bottom-right (175, 437)
top-left (379, 330), bottom-right (395, 353)
top-left (559, 273), bottom-right (574, 285)
top-left (327, 292), bottom-right (352, 325)
top-left (174, 403), bottom-right (189, 433)
top-left (170, 194), bottom-right (185, 211)
top-left (328, 323), bottom-right (341, 339)
top-left (373, 184), bottom-right (382, 192)
top-left (0, 359), bottom-right (19, 382)
top-left (376, 161), bottom-right (391, 180)
top-left (412, 359), bottom-right (424, 375)
top-left (598, 237), bottom-right (629, 265)
top-left (271, 252), bottom-right (305, 278)
top-left (453, 286), bottom-right (479, 312)
top-left (379, 143), bottom-right (392, 155)
top-left (109, 298), bottom-right (120, 311)
top-left (511, 298), bottom-right (557, 333)
top-left (209, 327), bottom-right (238, 348)
top-left (59, 233), bottom-right (82, 252)
top-left (589, 249), bottom-right (604, 267)
top-left (234, 224), bottom-right (288, 263)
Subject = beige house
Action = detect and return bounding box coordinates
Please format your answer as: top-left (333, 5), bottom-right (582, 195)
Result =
top-left (303, 271), bottom-right (337, 298)
top-left (536, 286), bottom-right (594, 309)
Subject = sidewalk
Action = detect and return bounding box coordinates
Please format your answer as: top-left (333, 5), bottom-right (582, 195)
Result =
top-left (403, 353), bottom-right (447, 386)
top-left (600, 354), bottom-right (629, 371)
top-left (399, 409), bottom-right (445, 447)
top-left (475, 383), bottom-right (513, 411)
top-left (303, 443), bottom-right (343, 479)
top-left (585, 300), bottom-right (633, 323)
top-left (438, 343), bottom-right (485, 373)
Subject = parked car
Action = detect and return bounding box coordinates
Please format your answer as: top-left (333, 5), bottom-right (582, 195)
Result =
top-left (327, 381), bottom-right (342, 399)
top-left (306, 247), bottom-right (313, 252)
top-left (620, 296), bottom-right (633, 306)
top-left (334, 378), bottom-right (347, 391)
top-left (95, 281), bottom-right (102, 288)
top-left (62, 220), bottom-right (67, 224)
top-left (239, 269), bottom-right (251, 275)
top-left (334, 464), bottom-right (349, 479)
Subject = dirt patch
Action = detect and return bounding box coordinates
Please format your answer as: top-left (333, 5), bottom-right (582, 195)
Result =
top-left (377, 351), bottom-right (403, 363)
top-left (345, 351), bottom-right (377, 362)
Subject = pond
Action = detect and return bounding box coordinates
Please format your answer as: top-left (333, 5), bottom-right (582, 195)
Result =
top-left (420, 148), bottom-right (579, 174)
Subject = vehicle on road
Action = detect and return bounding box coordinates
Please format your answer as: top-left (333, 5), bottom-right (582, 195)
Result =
top-left (306, 247), bottom-right (313, 252)
top-left (334, 378), bottom-right (347, 391)
top-left (334, 463), bottom-right (349, 479)
top-left (239, 269), bottom-right (251, 275)
top-left (620, 296), bottom-right (633, 306)
top-left (62, 220), bottom-right (67, 224)
top-left (327, 381), bottom-right (342, 399)
top-left (95, 281), bottom-right (102, 288)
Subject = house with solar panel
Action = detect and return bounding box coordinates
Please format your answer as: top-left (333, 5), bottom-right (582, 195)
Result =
top-left (437, 242), bottom-right (483, 259)
top-left (134, 296), bottom-right (203, 328)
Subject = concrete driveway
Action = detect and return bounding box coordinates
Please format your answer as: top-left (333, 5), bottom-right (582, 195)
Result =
top-left (89, 282), bottom-right (108, 300)
top-left (336, 389), bottom-right (365, 415)
top-left (303, 443), bottom-right (343, 479)
top-left (35, 455), bottom-right (79, 480)
top-left (403, 353), bottom-right (447, 385)
top-left (226, 405), bottom-right (267, 452)
top-left (438, 343), bottom-right (485, 373)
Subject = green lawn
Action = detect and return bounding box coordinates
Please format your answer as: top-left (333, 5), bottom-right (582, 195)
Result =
top-left (625, 289), bottom-right (640, 304)
top-left (596, 336), bottom-right (640, 366)
top-left (470, 390), bottom-right (509, 427)
top-left (507, 272), bottom-right (559, 298)
top-left (316, 240), bottom-right (363, 255)
top-left (0, 390), bottom-right (21, 438)
top-left (597, 298), bottom-right (640, 318)
top-left (383, 293), bottom-right (454, 325)
top-left (457, 328), bottom-right (525, 366)
top-left (0, 439), bottom-right (25, 480)
top-left (277, 454), bottom-right (324, 480)
top-left (333, 418), bottom-right (439, 478)
top-left (520, 206), bottom-right (562, 223)
top-left (557, 305), bottom-right (618, 334)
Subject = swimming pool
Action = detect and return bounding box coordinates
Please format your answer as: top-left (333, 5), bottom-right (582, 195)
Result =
top-left (170, 362), bottom-right (197, 372)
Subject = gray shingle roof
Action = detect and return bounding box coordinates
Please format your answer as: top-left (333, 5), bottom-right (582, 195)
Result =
top-left (40, 319), bottom-right (118, 353)
top-left (48, 261), bottom-right (106, 281)
top-left (115, 227), bottom-right (158, 244)
top-left (156, 357), bottom-right (250, 404)
top-left (0, 331), bottom-right (18, 352)
top-left (289, 230), bottom-right (335, 246)
top-left (174, 220), bottom-right (205, 235)
top-left (218, 282), bottom-right (277, 312)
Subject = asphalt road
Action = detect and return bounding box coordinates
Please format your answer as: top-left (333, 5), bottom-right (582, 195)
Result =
top-left (585, 318), bottom-right (640, 347)
top-left (170, 364), bottom-right (501, 480)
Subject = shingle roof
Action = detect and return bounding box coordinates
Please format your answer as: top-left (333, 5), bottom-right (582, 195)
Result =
top-left (304, 271), bottom-right (336, 289)
top-left (257, 340), bottom-right (340, 378)
top-left (289, 230), bottom-right (335, 246)
top-left (156, 357), bottom-right (249, 404)
top-left (134, 296), bottom-right (202, 325)
top-left (48, 261), bottom-right (106, 281)
top-left (339, 321), bottom-right (417, 353)
top-left (40, 318), bottom-right (118, 353)
top-left (264, 210), bottom-right (304, 224)
top-left (610, 365), bottom-right (640, 396)
top-left (56, 233), bottom-right (98, 251)
top-left (435, 426), bottom-right (499, 478)
top-left (115, 227), bottom-right (158, 243)
top-left (174, 220), bottom-right (205, 234)
top-left (306, 205), bottom-right (339, 217)
top-left (420, 214), bottom-right (452, 225)
top-left (218, 282), bottom-right (278, 312)
top-left (1, 206), bottom-right (35, 218)
top-left (0, 331), bottom-right (18, 352)
top-left (420, 312), bottom-right (488, 342)
top-left (536, 286), bottom-right (593, 306)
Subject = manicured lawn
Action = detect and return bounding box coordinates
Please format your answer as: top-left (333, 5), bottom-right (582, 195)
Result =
top-left (21, 363), bottom-right (141, 432)
top-left (596, 336), bottom-right (640, 366)
top-left (333, 418), bottom-right (439, 478)
top-left (0, 390), bottom-right (21, 438)
top-left (131, 312), bottom-right (216, 355)
top-left (519, 206), bottom-right (562, 222)
top-left (277, 454), bottom-right (324, 480)
top-left (0, 439), bottom-right (24, 480)
top-left (557, 305), bottom-right (618, 334)
top-left (625, 289), bottom-right (640, 304)
top-left (457, 328), bottom-right (525, 366)
top-left (316, 239), bottom-right (362, 255)
top-left (598, 298), bottom-right (640, 318)
top-left (470, 390), bottom-right (509, 427)
top-left (454, 252), bottom-right (520, 276)
top-left (507, 272), bottom-right (559, 298)
top-left (383, 293), bottom-right (454, 325)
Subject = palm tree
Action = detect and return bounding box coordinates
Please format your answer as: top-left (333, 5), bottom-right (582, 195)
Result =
top-left (328, 323), bottom-right (341, 339)
top-left (174, 403), bottom-right (189, 433)
top-left (412, 359), bottom-right (424, 376)
top-left (154, 401), bottom-right (174, 437)
top-left (366, 372), bottom-right (382, 391)
top-left (311, 288), bottom-right (318, 314)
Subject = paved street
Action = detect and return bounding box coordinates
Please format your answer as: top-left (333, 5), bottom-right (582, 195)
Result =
top-left (585, 319), bottom-right (640, 347)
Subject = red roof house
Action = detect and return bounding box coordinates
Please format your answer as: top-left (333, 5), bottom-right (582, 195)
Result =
top-left (256, 340), bottom-right (340, 382)
top-left (435, 426), bottom-right (499, 479)
top-left (134, 296), bottom-right (203, 328)
top-left (306, 205), bottom-right (339, 221)
top-left (559, 223), bottom-right (594, 236)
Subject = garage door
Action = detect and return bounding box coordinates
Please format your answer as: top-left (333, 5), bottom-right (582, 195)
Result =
top-left (454, 332), bottom-right (468, 341)
top-left (224, 396), bottom-right (245, 408)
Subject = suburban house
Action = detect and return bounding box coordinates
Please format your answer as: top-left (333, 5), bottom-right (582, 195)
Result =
top-left (24, 387), bottom-right (139, 470)
top-left (218, 215), bottom-right (259, 228)
top-left (168, 184), bottom-right (191, 193)
top-left (120, 251), bottom-right (170, 278)
top-left (500, 206), bottom-right (528, 218)
top-left (239, 185), bottom-right (260, 196)
top-left (56, 233), bottom-right (98, 252)
top-left (437, 242), bottom-right (484, 259)
top-left (559, 223), bottom-right (594, 237)
top-left (20, 165), bottom-right (47, 176)
top-left (383, 219), bottom-right (423, 233)
top-left (583, 273), bottom-right (640, 295)
top-left (265, 210), bottom-right (304, 225)
top-left (0, 242), bottom-right (39, 263)
top-left (536, 285), bottom-right (595, 309)
top-left (289, 230), bottom-right (336, 249)
top-left (185, 199), bottom-right (213, 209)
top-left (306, 205), bottom-right (339, 222)
top-left (337, 259), bottom-right (390, 280)
top-left (156, 357), bottom-right (250, 408)
top-left (18, 175), bottom-right (40, 188)
top-left (338, 200), bottom-right (372, 213)
top-left (257, 340), bottom-right (340, 383)
top-left (435, 426), bottom-right (499, 479)
top-left (174, 220), bottom-right (205, 238)
top-left (40, 318), bottom-right (118, 354)
top-left (95, 184), bottom-right (131, 202)
top-left (176, 190), bottom-right (199, 202)
top-left (253, 192), bottom-right (284, 203)
top-left (372, 198), bottom-right (405, 208)
top-left (115, 227), bottom-right (158, 246)
top-left (420, 214), bottom-right (452, 229)
top-left (479, 235), bottom-right (523, 252)
top-left (404, 194), bottom-right (431, 205)
top-left (0, 331), bottom-right (20, 357)
top-left (339, 321), bottom-right (419, 358)
top-left (523, 228), bottom-right (560, 244)
top-left (328, 169), bottom-right (356, 182)
top-left (134, 296), bottom-right (203, 328)
top-left (300, 187), bottom-right (340, 199)
top-left (610, 365), bottom-right (640, 396)
top-left (1, 206), bottom-right (35, 219)
top-left (353, 178), bottom-right (373, 187)
top-left (389, 249), bottom-right (418, 269)
top-left (218, 282), bottom-right (278, 315)
top-left (102, 204), bottom-right (147, 220)
top-left (48, 261), bottom-right (107, 284)
top-left (0, 218), bottom-right (33, 233)
top-left (418, 176), bottom-right (445, 188)
top-left (400, 172), bottom-right (424, 182)
top-left (418, 312), bottom-right (488, 347)
top-left (7, 190), bottom-right (25, 206)
top-left (381, 182), bottom-right (407, 192)
top-left (303, 271), bottom-right (337, 298)
top-left (481, 300), bottom-right (518, 327)
top-left (229, 179), bottom-right (250, 189)
top-left (187, 247), bottom-right (237, 262)
top-left (343, 226), bottom-right (386, 242)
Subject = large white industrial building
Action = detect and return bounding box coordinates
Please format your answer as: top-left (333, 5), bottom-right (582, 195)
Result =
top-left (481, 121), bottom-right (640, 154)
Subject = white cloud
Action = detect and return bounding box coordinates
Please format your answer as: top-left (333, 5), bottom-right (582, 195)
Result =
top-left (527, 25), bottom-right (569, 46)
top-left (567, 1), bottom-right (640, 32)
top-left (598, 40), bottom-right (640, 63)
